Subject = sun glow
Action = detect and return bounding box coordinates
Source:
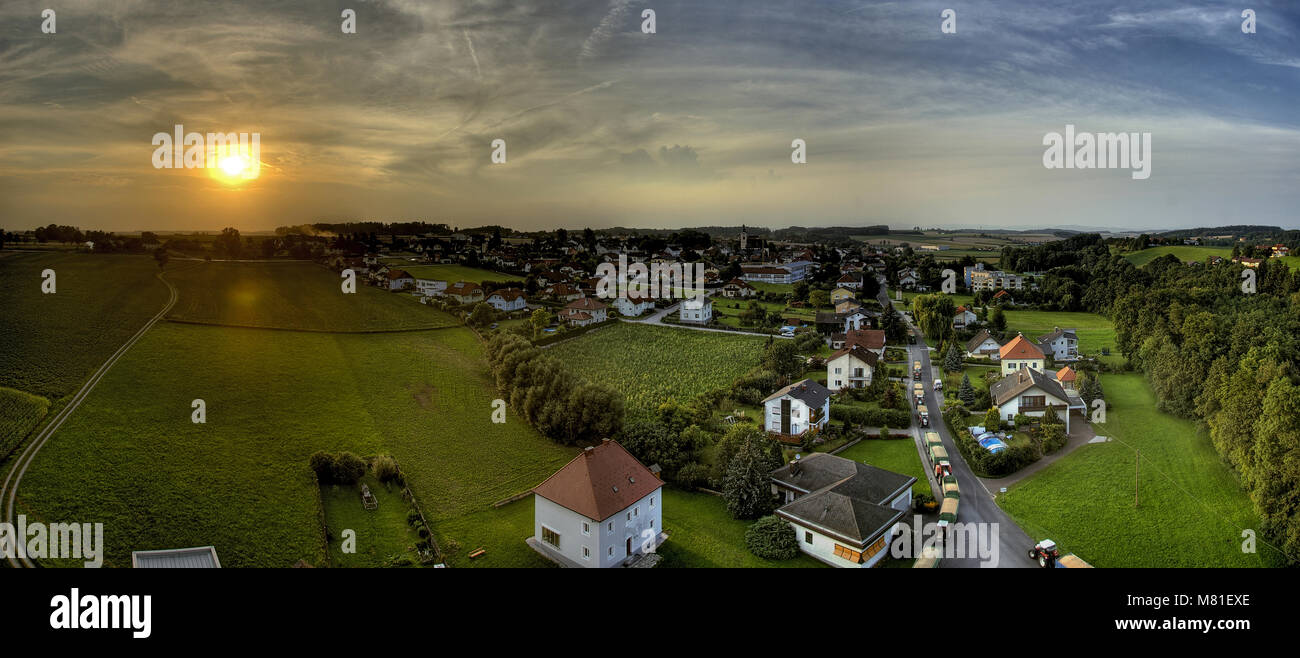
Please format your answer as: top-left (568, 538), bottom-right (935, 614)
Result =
top-left (211, 153), bottom-right (261, 184)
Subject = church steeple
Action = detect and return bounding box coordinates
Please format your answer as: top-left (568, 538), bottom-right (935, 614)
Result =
top-left (739, 224), bottom-right (748, 251)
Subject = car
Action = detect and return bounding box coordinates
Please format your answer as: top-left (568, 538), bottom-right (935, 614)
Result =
top-left (933, 380), bottom-right (943, 391)
top-left (779, 331), bottom-right (795, 338)
top-left (489, 323), bottom-right (499, 329)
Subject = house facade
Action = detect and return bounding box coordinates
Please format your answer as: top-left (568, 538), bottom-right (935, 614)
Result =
top-left (830, 287), bottom-right (856, 304)
top-left (826, 345), bottom-right (878, 391)
top-left (445, 281), bottom-right (485, 304)
top-left (679, 297), bottom-right (713, 324)
top-left (721, 278), bottom-right (757, 298)
top-left (998, 334), bottom-right (1046, 375)
top-left (561, 297), bottom-right (608, 327)
top-left (610, 293), bottom-right (655, 317)
top-left (763, 379), bottom-right (831, 439)
top-left (952, 306), bottom-right (977, 330)
top-left (386, 269), bottom-right (415, 291)
top-left (990, 367), bottom-right (1086, 432)
top-left (770, 453), bottom-right (915, 568)
top-left (415, 278), bottom-right (448, 297)
top-left (530, 440), bottom-right (666, 568)
top-left (965, 329), bottom-right (1003, 359)
top-left (485, 288), bottom-right (528, 311)
top-left (1036, 327), bottom-right (1078, 361)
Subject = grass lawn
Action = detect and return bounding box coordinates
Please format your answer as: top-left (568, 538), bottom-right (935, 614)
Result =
top-left (1274, 255), bottom-right (1300, 272)
top-left (322, 475), bottom-right (422, 567)
top-left (748, 281), bottom-right (793, 296)
top-left (1120, 245), bottom-right (1232, 268)
top-left (387, 262), bottom-right (522, 284)
top-left (997, 374), bottom-right (1282, 567)
top-left (836, 439), bottom-right (932, 497)
top-left (901, 290), bottom-right (974, 309)
top-left (430, 498), bottom-right (555, 568)
top-left (165, 260), bottom-right (457, 331)
top-left (549, 322), bottom-right (767, 412)
top-left (1003, 310), bottom-right (1116, 359)
top-left (656, 489), bottom-right (824, 568)
top-left (17, 322), bottom-right (575, 567)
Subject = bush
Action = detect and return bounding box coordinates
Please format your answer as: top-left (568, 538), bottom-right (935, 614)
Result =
top-left (373, 454), bottom-right (400, 483)
top-left (332, 451), bottom-right (367, 484)
top-left (1041, 423), bottom-right (1068, 454)
top-left (675, 462), bottom-right (710, 489)
top-left (744, 516), bottom-right (800, 560)
top-left (309, 451), bottom-right (336, 483)
top-left (912, 492), bottom-right (935, 513)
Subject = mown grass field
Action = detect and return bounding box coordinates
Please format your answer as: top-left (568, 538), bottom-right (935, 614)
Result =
top-left (382, 262), bottom-right (522, 284)
top-left (18, 322), bottom-right (575, 567)
top-left (165, 261), bottom-right (457, 331)
top-left (656, 489), bottom-right (824, 568)
top-left (835, 439), bottom-right (931, 497)
top-left (1121, 245), bottom-right (1231, 267)
top-left (1003, 310), bottom-right (1116, 358)
top-left (322, 475), bottom-right (421, 568)
top-left (548, 322), bottom-right (767, 412)
top-left (0, 252), bottom-right (170, 398)
top-left (997, 374), bottom-right (1282, 567)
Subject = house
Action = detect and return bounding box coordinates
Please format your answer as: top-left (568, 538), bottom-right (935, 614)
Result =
top-left (721, 278), bottom-right (757, 298)
top-left (835, 299), bottom-right (862, 314)
top-left (897, 269), bottom-right (920, 290)
top-left (842, 329), bottom-right (886, 357)
top-left (952, 306), bottom-right (977, 330)
top-left (386, 269), bottom-right (415, 291)
top-left (992, 289), bottom-right (1014, 305)
top-left (445, 281), bottom-right (485, 304)
top-left (131, 546), bottom-right (221, 568)
top-left (1235, 257), bottom-right (1262, 269)
top-left (1036, 327), bottom-right (1078, 361)
top-left (529, 439), bottom-right (667, 568)
top-left (998, 334), bottom-right (1046, 375)
top-left (965, 329), bottom-right (1003, 359)
top-left (610, 292), bottom-right (655, 317)
top-left (415, 278), bottom-right (447, 297)
top-left (561, 297), bottom-right (608, 327)
top-left (770, 453), bottom-right (915, 568)
top-left (741, 260), bottom-right (812, 283)
top-left (826, 345), bottom-right (878, 391)
top-left (544, 283), bottom-right (585, 302)
top-left (990, 367), bottom-right (1086, 433)
top-left (1271, 244), bottom-right (1290, 258)
top-left (1055, 366), bottom-right (1077, 390)
top-left (762, 379), bottom-right (831, 441)
top-left (485, 288), bottom-right (528, 312)
top-left (679, 296), bottom-right (713, 324)
top-left (818, 310), bottom-right (870, 334)
top-left (830, 287), bottom-right (856, 304)
top-left (835, 273), bottom-right (862, 290)
top-left (970, 269), bottom-right (1025, 292)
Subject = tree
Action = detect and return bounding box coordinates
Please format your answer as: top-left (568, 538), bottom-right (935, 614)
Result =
top-left (959, 374), bottom-right (976, 407)
top-left (722, 436), bottom-right (780, 519)
top-left (467, 303), bottom-right (493, 327)
top-left (153, 247), bottom-right (168, 269)
top-left (530, 308), bottom-right (551, 339)
top-left (808, 289), bottom-right (830, 309)
top-left (745, 516), bottom-right (800, 560)
top-left (990, 305), bottom-right (1007, 334)
top-left (331, 452), bottom-right (367, 484)
top-left (1041, 405), bottom-right (1061, 426)
top-left (761, 340), bottom-right (802, 380)
top-left (911, 293), bottom-right (956, 341)
top-left (620, 419), bottom-right (692, 477)
top-left (792, 281), bottom-right (810, 303)
top-left (983, 407), bottom-right (1001, 431)
top-left (943, 342), bottom-right (962, 373)
top-left (213, 227), bottom-right (242, 259)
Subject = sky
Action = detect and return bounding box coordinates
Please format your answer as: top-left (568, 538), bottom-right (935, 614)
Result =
top-left (0, 0), bottom-right (1298, 233)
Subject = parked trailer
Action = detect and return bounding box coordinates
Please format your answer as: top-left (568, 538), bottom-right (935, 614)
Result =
top-left (937, 496), bottom-right (960, 527)
top-left (928, 444), bottom-right (948, 465)
top-left (925, 431), bottom-right (943, 448)
top-left (942, 479), bottom-right (960, 499)
top-left (1056, 554), bottom-right (1094, 569)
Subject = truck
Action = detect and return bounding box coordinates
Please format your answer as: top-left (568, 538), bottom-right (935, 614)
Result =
top-left (913, 382), bottom-right (925, 406)
top-left (912, 361), bottom-right (922, 381)
top-left (917, 404), bottom-right (929, 427)
top-left (937, 496), bottom-right (959, 528)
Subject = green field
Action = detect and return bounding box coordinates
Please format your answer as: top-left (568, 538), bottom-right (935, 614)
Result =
top-left (0, 386), bottom-right (51, 457)
top-left (382, 262), bottom-right (521, 284)
top-left (17, 322), bottom-right (575, 567)
top-left (322, 475), bottom-right (422, 567)
top-left (1121, 245), bottom-right (1232, 267)
top-left (998, 374), bottom-right (1281, 567)
top-left (1003, 310), bottom-right (1116, 358)
top-left (548, 323), bottom-right (767, 412)
top-left (835, 439), bottom-right (932, 497)
top-left (0, 252), bottom-right (171, 398)
top-left (1274, 255), bottom-right (1300, 272)
top-left (656, 489), bottom-right (824, 568)
top-left (165, 261), bottom-right (457, 331)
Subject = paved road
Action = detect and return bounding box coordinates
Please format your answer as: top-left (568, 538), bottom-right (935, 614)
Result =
top-left (880, 282), bottom-right (1037, 568)
top-left (1, 270), bottom-right (179, 568)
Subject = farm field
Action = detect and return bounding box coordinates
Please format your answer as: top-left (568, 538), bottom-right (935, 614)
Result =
top-left (1273, 255), bottom-right (1300, 271)
top-left (381, 261), bottom-right (522, 284)
top-left (16, 322), bottom-right (574, 567)
top-left (322, 475), bottom-right (422, 567)
top-left (1002, 310), bottom-right (1116, 358)
top-left (548, 322), bottom-right (767, 412)
top-left (1121, 245), bottom-right (1231, 267)
top-left (0, 386), bottom-right (50, 459)
top-left (835, 439), bottom-right (932, 497)
top-left (0, 252), bottom-right (170, 399)
top-left (656, 489), bottom-right (824, 568)
top-left (165, 261), bottom-right (457, 331)
top-left (997, 374), bottom-right (1282, 568)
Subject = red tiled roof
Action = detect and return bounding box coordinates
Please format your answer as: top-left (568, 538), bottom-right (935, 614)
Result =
top-left (532, 440), bottom-right (661, 521)
top-left (489, 288), bottom-right (526, 302)
top-left (1056, 366), bottom-right (1076, 382)
top-left (999, 334), bottom-right (1045, 361)
top-left (446, 281), bottom-right (482, 296)
top-left (386, 269), bottom-right (412, 280)
top-left (566, 297), bottom-right (608, 311)
top-left (844, 329), bottom-right (885, 351)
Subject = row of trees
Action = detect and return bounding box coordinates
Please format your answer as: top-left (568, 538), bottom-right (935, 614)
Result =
top-left (485, 334), bottom-right (625, 444)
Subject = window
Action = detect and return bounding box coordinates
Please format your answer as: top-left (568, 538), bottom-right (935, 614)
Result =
top-left (861, 536), bottom-right (888, 562)
top-left (650, 496), bottom-right (655, 508)
top-left (582, 522), bottom-right (590, 536)
top-left (833, 544), bottom-right (863, 563)
top-left (607, 522), bottom-right (613, 534)
top-left (650, 519), bottom-right (654, 529)
top-left (627, 512), bottom-right (632, 521)
top-left (541, 526), bottom-right (560, 548)
top-left (804, 531), bottom-right (813, 545)
top-left (608, 547), bottom-right (614, 558)
top-left (582, 546), bottom-right (590, 560)
top-left (634, 507), bottom-right (639, 517)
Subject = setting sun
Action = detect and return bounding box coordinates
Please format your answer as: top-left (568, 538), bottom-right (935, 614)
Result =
top-left (211, 152), bottom-right (260, 183)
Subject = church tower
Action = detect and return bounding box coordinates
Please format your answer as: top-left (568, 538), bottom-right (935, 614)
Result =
top-left (739, 225), bottom-right (748, 252)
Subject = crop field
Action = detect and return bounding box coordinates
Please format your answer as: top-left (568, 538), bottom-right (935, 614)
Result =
top-left (548, 323), bottom-right (767, 412)
top-left (16, 322), bottom-right (574, 567)
top-left (0, 252), bottom-right (170, 398)
top-left (0, 386), bottom-right (50, 458)
top-left (998, 374), bottom-right (1282, 568)
top-left (381, 261), bottom-right (522, 284)
top-left (164, 261), bottom-right (457, 331)
top-left (1003, 310), bottom-right (1116, 357)
top-left (835, 439), bottom-right (931, 496)
top-left (1121, 245), bottom-right (1231, 267)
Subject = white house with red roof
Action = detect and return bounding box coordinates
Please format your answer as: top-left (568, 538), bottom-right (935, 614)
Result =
top-left (826, 345), bottom-right (879, 391)
top-left (721, 278), bottom-right (757, 298)
top-left (560, 297), bottom-right (608, 327)
top-left (530, 439), bottom-right (666, 568)
top-left (679, 296), bottom-right (713, 324)
top-left (998, 333), bottom-right (1046, 376)
top-left (952, 305), bottom-right (977, 330)
top-left (610, 292), bottom-right (655, 317)
top-left (485, 288), bottom-right (528, 311)
top-left (385, 269), bottom-right (414, 291)
top-left (445, 281), bottom-right (484, 304)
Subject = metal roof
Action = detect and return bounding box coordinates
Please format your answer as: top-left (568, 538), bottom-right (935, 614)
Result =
top-left (131, 546), bottom-right (221, 568)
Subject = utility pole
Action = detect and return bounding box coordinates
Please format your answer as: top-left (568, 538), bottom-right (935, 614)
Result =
top-left (1134, 450), bottom-right (1140, 508)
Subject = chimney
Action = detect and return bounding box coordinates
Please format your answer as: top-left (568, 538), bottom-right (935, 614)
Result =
top-left (583, 446), bottom-right (595, 456)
